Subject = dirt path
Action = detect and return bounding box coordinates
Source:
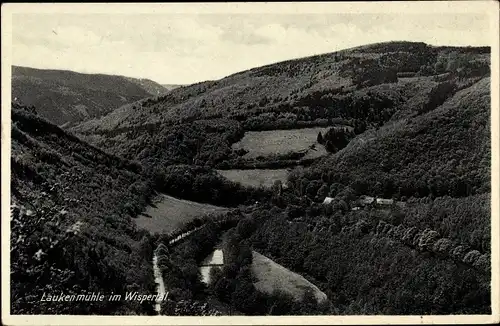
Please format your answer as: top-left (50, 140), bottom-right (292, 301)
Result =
top-left (152, 226), bottom-right (204, 314)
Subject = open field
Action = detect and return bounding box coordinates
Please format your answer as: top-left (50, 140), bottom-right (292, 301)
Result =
top-left (232, 127), bottom-right (329, 158)
top-left (135, 194), bottom-right (227, 234)
top-left (251, 251), bottom-right (327, 304)
top-left (217, 169), bottom-right (289, 188)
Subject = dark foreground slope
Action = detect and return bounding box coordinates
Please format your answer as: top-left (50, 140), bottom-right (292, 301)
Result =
top-left (10, 104), bottom-right (157, 315)
top-left (12, 66), bottom-right (168, 126)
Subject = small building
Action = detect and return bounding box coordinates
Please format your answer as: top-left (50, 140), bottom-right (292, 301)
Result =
top-left (323, 197), bottom-right (334, 205)
top-left (376, 198), bottom-right (394, 205)
top-left (359, 195), bottom-right (375, 205)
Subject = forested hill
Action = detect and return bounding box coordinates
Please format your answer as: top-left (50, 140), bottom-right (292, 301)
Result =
top-left (70, 41), bottom-right (490, 172)
top-left (12, 65), bottom-right (168, 126)
top-left (294, 76), bottom-right (491, 200)
top-left (10, 103), bottom-right (157, 314)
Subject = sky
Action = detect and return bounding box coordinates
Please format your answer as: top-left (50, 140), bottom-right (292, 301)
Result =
top-left (10, 9), bottom-right (493, 85)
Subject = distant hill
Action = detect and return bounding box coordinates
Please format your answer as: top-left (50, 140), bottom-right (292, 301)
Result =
top-left (161, 84), bottom-right (184, 91)
top-left (11, 66), bottom-right (168, 126)
top-left (124, 77), bottom-right (170, 96)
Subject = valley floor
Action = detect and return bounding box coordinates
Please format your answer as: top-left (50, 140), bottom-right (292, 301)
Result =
top-left (216, 169), bottom-right (289, 188)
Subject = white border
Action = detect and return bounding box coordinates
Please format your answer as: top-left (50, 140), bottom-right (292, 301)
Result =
top-left (2, 2), bottom-right (499, 325)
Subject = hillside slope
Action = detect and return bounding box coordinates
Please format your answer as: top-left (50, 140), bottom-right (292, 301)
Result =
top-left (10, 104), bottom-right (156, 314)
top-left (291, 76), bottom-right (491, 200)
top-left (252, 251), bottom-right (328, 304)
top-left (162, 84), bottom-right (184, 91)
top-left (70, 42), bottom-right (490, 174)
top-left (12, 66), bottom-right (168, 126)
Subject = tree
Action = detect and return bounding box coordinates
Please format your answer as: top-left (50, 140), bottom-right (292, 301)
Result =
top-left (329, 182), bottom-right (344, 197)
top-left (305, 180), bottom-right (323, 198)
top-left (235, 218), bottom-right (257, 239)
top-left (325, 140), bottom-right (336, 153)
top-left (322, 127), bottom-right (355, 153)
top-left (353, 120), bottom-right (367, 134)
top-left (317, 131), bottom-right (324, 144)
top-left (272, 180), bottom-right (283, 196)
top-left (316, 183), bottom-right (329, 200)
top-left (300, 289), bottom-right (319, 314)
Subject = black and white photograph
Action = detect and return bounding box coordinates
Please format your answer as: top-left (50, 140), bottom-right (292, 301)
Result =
top-left (1, 2), bottom-right (499, 325)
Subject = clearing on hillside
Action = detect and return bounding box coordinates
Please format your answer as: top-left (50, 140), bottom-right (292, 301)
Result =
top-left (251, 251), bottom-right (327, 304)
top-left (217, 169), bottom-right (289, 188)
top-left (135, 194), bottom-right (227, 234)
top-left (232, 127), bottom-right (329, 158)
